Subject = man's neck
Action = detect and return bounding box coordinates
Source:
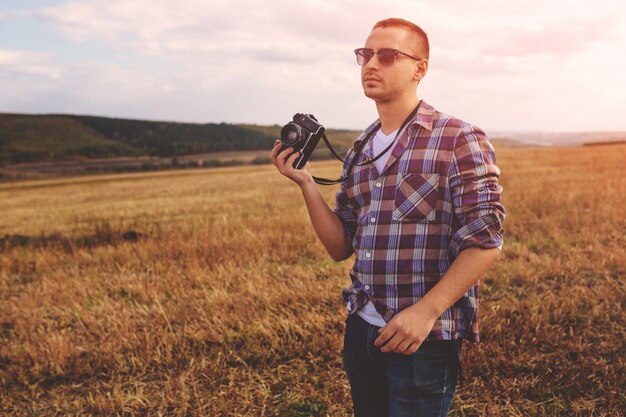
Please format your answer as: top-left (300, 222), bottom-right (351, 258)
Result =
top-left (375, 96), bottom-right (421, 136)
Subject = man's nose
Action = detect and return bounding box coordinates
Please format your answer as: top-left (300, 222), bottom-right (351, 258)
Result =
top-left (365, 53), bottom-right (380, 70)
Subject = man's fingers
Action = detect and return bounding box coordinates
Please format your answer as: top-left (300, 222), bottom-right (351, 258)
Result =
top-left (380, 334), bottom-right (402, 353)
top-left (278, 146), bottom-right (294, 164)
top-left (401, 341), bottom-right (420, 355)
top-left (374, 326), bottom-right (394, 347)
top-left (273, 146), bottom-right (291, 170)
top-left (285, 150), bottom-right (300, 168)
top-left (269, 139), bottom-right (282, 160)
top-left (395, 339), bottom-right (413, 354)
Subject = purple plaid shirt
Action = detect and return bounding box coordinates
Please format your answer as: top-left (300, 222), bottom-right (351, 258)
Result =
top-left (333, 99), bottom-right (505, 344)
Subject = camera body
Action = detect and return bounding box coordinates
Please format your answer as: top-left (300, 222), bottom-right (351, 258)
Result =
top-left (279, 113), bottom-right (325, 169)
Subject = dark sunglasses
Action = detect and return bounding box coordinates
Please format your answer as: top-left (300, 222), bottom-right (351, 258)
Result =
top-left (354, 48), bottom-right (424, 66)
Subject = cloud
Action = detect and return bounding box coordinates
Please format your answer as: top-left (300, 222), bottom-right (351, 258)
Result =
top-left (45, 0), bottom-right (620, 75)
top-left (0, 56), bottom-right (181, 117)
top-left (0, 48), bottom-right (61, 79)
top-left (240, 47), bottom-right (310, 64)
top-left (36, 0), bottom-right (382, 61)
top-left (2, 0), bottom-right (625, 130)
top-left (475, 14), bottom-right (621, 57)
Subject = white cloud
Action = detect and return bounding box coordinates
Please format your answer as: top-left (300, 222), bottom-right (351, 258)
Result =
top-left (37, 0), bottom-right (373, 59)
top-left (474, 14), bottom-right (621, 57)
top-left (0, 0), bottom-right (624, 131)
top-left (0, 48), bottom-right (61, 79)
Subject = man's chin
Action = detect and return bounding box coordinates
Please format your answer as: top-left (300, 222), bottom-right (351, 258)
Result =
top-left (364, 89), bottom-right (386, 101)
top-left (363, 86), bottom-right (378, 95)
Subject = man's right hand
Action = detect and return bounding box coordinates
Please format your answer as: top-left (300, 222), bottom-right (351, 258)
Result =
top-left (269, 139), bottom-right (314, 187)
top-left (270, 139), bottom-right (353, 261)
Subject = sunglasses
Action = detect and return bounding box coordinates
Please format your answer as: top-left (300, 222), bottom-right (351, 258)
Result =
top-left (354, 48), bottom-right (424, 66)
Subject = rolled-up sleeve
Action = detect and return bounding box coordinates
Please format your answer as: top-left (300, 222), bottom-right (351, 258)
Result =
top-left (448, 125), bottom-right (506, 257)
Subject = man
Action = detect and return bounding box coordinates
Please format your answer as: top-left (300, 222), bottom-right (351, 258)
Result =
top-left (270, 17), bottom-right (505, 417)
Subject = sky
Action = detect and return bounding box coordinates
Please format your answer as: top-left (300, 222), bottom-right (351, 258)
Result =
top-left (1, 0), bottom-right (625, 133)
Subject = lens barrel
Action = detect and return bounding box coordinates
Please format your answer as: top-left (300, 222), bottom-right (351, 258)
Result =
top-left (280, 122), bottom-right (303, 147)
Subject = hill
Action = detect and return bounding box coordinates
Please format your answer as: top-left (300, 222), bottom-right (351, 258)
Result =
top-left (0, 112), bottom-right (534, 182)
top-left (0, 114), bottom-right (143, 163)
top-left (0, 113), bottom-right (358, 166)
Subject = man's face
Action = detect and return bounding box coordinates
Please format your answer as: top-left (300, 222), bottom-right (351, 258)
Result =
top-left (360, 26), bottom-right (424, 104)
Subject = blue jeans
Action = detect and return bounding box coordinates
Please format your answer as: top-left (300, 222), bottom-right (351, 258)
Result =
top-left (342, 313), bottom-right (463, 417)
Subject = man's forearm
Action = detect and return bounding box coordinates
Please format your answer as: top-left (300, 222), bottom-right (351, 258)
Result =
top-left (299, 178), bottom-right (353, 262)
top-left (417, 246), bottom-right (501, 317)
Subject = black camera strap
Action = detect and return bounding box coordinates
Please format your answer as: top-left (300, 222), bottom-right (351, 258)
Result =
top-left (312, 100), bottom-right (421, 186)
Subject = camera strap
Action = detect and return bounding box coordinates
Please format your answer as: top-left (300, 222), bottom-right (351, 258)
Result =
top-left (312, 100), bottom-right (421, 186)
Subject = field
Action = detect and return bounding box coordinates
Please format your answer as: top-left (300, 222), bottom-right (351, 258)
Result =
top-left (0, 150), bottom-right (273, 181)
top-left (0, 143), bottom-right (624, 416)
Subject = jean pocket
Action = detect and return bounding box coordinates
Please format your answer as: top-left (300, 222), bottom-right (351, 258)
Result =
top-left (385, 342), bottom-right (452, 397)
top-left (392, 173), bottom-right (440, 222)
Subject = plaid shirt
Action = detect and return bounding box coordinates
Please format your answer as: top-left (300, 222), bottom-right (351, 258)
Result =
top-left (333, 99), bottom-right (505, 344)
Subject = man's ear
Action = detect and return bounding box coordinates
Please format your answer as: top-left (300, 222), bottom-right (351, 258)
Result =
top-left (413, 60), bottom-right (427, 81)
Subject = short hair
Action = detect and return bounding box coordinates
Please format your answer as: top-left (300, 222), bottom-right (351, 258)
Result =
top-left (372, 18), bottom-right (429, 60)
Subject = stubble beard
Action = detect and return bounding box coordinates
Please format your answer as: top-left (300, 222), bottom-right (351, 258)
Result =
top-left (363, 84), bottom-right (395, 104)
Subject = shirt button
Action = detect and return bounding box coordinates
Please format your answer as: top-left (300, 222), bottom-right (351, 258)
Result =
top-left (365, 252), bottom-right (371, 258)
top-left (376, 182), bottom-right (382, 187)
top-left (370, 217), bottom-right (375, 223)
top-left (364, 285), bottom-right (370, 290)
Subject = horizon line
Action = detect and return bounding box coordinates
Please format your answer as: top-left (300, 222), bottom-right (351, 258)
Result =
top-left (2, 109), bottom-right (626, 135)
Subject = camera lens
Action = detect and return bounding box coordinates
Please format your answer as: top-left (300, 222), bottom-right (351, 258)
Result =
top-left (280, 123), bottom-right (303, 147)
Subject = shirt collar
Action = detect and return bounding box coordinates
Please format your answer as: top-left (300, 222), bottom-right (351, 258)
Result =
top-left (353, 98), bottom-right (435, 147)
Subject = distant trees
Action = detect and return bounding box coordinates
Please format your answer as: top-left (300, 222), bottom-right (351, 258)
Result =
top-left (0, 113), bottom-right (357, 165)
top-left (73, 116), bottom-right (277, 157)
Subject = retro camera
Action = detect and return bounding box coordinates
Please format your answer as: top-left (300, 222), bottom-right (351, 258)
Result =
top-left (279, 113), bottom-right (325, 169)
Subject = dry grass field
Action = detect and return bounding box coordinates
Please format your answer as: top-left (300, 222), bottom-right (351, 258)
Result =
top-left (0, 143), bottom-right (624, 416)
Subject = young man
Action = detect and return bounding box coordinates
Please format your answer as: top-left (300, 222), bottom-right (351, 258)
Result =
top-left (270, 17), bottom-right (505, 417)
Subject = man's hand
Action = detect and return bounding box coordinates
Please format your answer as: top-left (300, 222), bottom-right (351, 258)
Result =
top-left (373, 300), bottom-right (439, 355)
top-left (269, 139), bottom-right (313, 186)
top-left (373, 247), bottom-right (501, 355)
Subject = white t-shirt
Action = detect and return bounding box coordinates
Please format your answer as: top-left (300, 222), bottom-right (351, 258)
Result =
top-left (355, 128), bottom-right (398, 327)
top-left (352, 127), bottom-right (503, 327)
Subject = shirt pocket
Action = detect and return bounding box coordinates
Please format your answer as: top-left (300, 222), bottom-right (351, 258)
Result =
top-left (392, 172), bottom-right (440, 222)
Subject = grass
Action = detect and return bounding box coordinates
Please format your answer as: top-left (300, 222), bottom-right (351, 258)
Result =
top-left (0, 143), bottom-right (624, 416)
